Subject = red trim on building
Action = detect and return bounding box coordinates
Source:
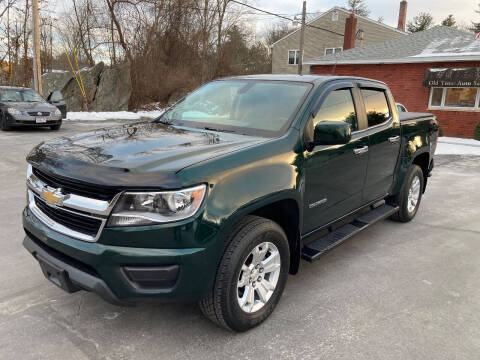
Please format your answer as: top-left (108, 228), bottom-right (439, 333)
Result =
top-left (311, 61), bottom-right (480, 138)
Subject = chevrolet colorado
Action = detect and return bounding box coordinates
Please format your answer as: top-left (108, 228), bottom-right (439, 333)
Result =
top-left (23, 75), bottom-right (438, 331)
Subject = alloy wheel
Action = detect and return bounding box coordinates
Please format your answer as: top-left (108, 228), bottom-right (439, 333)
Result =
top-left (407, 175), bottom-right (421, 213)
top-left (236, 241), bottom-right (281, 313)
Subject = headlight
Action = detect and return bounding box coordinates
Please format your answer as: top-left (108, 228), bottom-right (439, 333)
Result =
top-left (7, 107), bottom-right (21, 116)
top-left (53, 108), bottom-right (61, 116)
top-left (107, 184), bottom-right (207, 227)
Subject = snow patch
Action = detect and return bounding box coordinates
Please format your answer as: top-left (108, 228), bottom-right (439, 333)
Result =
top-left (436, 137), bottom-right (480, 156)
top-left (412, 36), bottom-right (480, 58)
top-left (65, 110), bottom-right (165, 121)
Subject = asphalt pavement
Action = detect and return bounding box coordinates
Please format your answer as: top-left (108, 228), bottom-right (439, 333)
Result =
top-left (0, 120), bottom-right (479, 360)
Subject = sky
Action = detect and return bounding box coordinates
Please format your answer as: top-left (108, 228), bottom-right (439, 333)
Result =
top-left (249, 0), bottom-right (478, 34)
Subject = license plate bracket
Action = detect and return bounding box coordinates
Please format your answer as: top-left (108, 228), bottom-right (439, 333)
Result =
top-left (37, 255), bottom-right (80, 293)
top-left (36, 117), bottom-right (47, 123)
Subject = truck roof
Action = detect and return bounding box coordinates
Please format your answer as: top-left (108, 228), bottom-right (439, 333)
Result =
top-left (221, 74), bottom-right (386, 86)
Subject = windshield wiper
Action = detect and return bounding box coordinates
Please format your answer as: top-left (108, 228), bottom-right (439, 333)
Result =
top-left (203, 127), bottom-right (236, 134)
top-left (155, 116), bottom-right (174, 125)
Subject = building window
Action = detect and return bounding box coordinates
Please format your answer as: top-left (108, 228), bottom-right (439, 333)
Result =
top-left (429, 87), bottom-right (480, 109)
top-left (332, 11), bottom-right (339, 21)
top-left (325, 47), bottom-right (342, 55)
top-left (288, 50), bottom-right (301, 65)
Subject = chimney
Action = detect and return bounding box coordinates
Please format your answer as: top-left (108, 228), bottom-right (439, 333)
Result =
top-left (343, 13), bottom-right (357, 51)
top-left (397, 1), bottom-right (408, 31)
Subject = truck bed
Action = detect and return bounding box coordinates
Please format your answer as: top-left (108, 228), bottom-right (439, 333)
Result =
top-left (399, 112), bottom-right (434, 122)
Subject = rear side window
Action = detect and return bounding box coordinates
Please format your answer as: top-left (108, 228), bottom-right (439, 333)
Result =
top-left (313, 89), bottom-right (358, 131)
top-left (361, 89), bottom-right (391, 127)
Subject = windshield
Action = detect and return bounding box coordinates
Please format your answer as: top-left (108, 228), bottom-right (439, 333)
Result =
top-left (157, 80), bottom-right (312, 137)
top-left (0, 89), bottom-right (45, 102)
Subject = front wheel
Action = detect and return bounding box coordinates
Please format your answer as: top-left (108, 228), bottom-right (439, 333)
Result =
top-left (1, 113), bottom-right (11, 131)
top-left (390, 164), bottom-right (424, 222)
top-left (50, 123), bottom-right (61, 130)
top-left (199, 216), bottom-right (290, 332)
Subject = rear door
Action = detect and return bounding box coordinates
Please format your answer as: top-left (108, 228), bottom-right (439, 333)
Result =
top-left (358, 84), bottom-right (401, 202)
top-left (302, 82), bottom-right (370, 234)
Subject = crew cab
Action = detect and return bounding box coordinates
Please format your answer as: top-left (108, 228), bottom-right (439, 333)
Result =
top-left (22, 75), bottom-right (438, 331)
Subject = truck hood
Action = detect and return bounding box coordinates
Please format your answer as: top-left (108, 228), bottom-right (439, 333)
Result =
top-left (27, 121), bottom-right (265, 188)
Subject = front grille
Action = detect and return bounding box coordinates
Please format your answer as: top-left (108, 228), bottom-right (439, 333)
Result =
top-left (28, 111), bottom-right (51, 116)
top-left (34, 196), bottom-right (103, 237)
top-left (33, 167), bottom-right (120, 201)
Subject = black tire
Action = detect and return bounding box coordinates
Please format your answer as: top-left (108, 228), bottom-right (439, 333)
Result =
top-left (1, 113), bottom-right (11, 131)
top-left (199, 215), bottom-right (290, 332)
top-left (50, 123), bottom-right (61, 130)
top-left (390, 164), bottom-right (424, 222)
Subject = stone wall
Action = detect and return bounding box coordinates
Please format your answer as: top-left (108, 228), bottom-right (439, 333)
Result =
top-left (41, 62), bottom-right (131, 111)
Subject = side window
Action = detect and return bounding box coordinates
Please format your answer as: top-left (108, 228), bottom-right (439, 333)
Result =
top-left (313, 89), bottom-right (358, 131)
top-left (361, 89), bottom-right (391, 127)
top-left (49, 90), bottom-right (64, 102)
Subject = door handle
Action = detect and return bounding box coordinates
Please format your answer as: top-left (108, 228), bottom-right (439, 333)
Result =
top-left (353, 146), bottom-right (369, 155)
top-left (388, 136), bottom-right (400, 143)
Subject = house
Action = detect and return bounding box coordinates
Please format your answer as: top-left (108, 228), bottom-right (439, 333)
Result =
top-left (305, 26), bottom-right (480, 138)
top-left (271, 4), bottom-right (407, 74)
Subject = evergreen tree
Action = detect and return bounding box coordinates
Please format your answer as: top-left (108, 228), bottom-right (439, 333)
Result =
top-left (407, 12), bottom-right (434, 33)
top-left (441, 15), bottom-right (457, 28)
top-left (471, 3), bottom-right (480, 33)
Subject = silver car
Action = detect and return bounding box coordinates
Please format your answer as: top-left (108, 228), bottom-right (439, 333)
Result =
top-left (0, 86), bottom-right (64, 131)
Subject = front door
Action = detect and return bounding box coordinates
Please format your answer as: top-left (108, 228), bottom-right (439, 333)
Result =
top-left (359, 87), bottom-right (401, 202)
top-left (303, 86), bottom-right (369, 235)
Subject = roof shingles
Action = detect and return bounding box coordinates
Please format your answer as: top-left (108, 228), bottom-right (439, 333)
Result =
top-left (304, 26), bottom-right (480, 65)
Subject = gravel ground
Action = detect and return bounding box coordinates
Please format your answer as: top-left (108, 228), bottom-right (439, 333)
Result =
top-left (0, 121), bottom-right (479, 360)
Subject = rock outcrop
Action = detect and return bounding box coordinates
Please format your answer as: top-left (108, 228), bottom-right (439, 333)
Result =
top-left (41, 62), bottom-right (131, 111)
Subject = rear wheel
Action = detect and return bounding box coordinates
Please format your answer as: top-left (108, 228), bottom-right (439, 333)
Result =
top-left (390, 164), bottom-right (424, 222)
top-left (199, 216), bottom-right (290, 332)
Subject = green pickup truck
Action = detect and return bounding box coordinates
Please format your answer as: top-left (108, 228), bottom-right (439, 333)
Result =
top-left (23, 75), bottom-right (438, 331)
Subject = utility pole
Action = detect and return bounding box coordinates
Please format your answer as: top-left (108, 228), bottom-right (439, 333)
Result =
top-left (50, 21), bottom-right (53, 72)
top-left (32, 0), bottom-right (42, 94)
top-left (298, 1), bottom-right (306, 75)
top-left (7, 3), bottom-right (11, 85)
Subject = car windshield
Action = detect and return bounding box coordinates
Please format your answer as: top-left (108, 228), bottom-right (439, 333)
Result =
top-left (156, 80), bottom-right (312, 137)
top-left (0, 88), bottom-right (45, 102)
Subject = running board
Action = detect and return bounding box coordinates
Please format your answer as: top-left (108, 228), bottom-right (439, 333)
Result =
top-left (301, 203), bottom-right (399, 262)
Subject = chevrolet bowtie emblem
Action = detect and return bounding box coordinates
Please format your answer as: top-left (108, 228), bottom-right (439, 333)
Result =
top-left (41, 188), bottom-right (69, 206)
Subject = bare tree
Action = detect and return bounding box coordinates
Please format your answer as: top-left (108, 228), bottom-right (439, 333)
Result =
top-left (105, 0), bottom-right (133, 63)
top-left (264, 21), bottom-right (294, 47)
top-left (346, 0), bottom-right (370, 17)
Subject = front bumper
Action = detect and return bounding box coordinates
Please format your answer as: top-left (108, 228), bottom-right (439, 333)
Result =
top-left (23, 206), bottom-right (219, 304)
top-left (6, 113), bottom-right (62, 127)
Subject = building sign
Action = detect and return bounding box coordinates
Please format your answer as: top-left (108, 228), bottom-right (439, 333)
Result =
top-left (423, 68), bottom-right (480, 88)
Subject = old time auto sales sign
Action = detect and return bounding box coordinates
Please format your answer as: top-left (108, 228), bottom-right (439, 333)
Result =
top-left (423, 68), bottom-right (480, 87)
